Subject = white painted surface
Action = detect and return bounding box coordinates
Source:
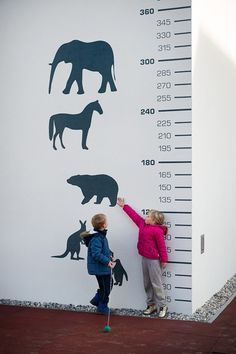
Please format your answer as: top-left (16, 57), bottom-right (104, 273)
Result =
top-left (0, 0), bottom-right (194, 313)
top-left (192, 0), bottom-right (236, 311)
top-left (2, 0), bottom-right (234, 315)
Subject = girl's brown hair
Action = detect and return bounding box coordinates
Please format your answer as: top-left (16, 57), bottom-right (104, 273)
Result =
top-left (91, 213), bottom-right (107, 229)
top-left (149, 210), bottom-right (165, 225)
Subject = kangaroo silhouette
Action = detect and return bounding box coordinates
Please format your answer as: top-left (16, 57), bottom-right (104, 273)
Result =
top-left (49, 100), bottom-right (103, 150)
top-left (112, 259), bottom-right (128, 286)
top-left (67, 174), bottom-right (118, 207)
top-left (48, 39), bottom-right (117, 95)
top-left (52, 220), bottom-right (87, 260)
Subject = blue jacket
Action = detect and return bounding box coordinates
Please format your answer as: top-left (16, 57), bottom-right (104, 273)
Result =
top-left (87, 230), bottom-right (112, 275)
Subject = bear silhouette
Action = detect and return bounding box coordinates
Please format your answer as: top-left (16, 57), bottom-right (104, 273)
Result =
top-left (67, 174), bottom-right (118, 207)
top-left (112, 259), bottom-right (128, 286)
top-left (52, 220), bottom-right (87, 260)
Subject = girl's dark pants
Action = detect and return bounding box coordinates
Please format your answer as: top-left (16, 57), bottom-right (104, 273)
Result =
top-left (95, 274), bottom-right (113, 304)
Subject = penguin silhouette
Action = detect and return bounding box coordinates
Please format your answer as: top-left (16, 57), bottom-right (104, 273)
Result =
top-left (112, 259), bottom-right (128, 286)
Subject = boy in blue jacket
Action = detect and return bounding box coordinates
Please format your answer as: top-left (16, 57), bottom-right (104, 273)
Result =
top-left (81, 213), bottom-right (115, 315)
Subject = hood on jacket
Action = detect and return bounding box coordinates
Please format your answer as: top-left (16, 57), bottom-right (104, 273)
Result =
top-left (80, 229), bottom-right (108, 247)
top-left (156, 224), bottom-right (168, 235)
top-left (80, 230), bottom-right (94, 247)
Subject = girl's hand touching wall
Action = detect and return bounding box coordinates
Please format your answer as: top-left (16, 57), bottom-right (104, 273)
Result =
top-left (117, 197), bottom-right (125, 208)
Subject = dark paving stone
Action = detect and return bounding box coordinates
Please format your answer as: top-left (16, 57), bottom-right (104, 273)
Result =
top-left (0, 299), bottom-right (235, 354)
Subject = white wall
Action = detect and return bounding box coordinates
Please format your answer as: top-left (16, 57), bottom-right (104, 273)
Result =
top-left (0, 0), bottom-right (147, 309)
top-left (1, 0), bottom-right (193, 314)
top-left (2, 0), bottom-right (234, 315)
top-left (192, 0), bottom-right (236, 311)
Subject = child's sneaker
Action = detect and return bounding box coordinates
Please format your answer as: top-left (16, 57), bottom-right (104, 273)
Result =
top-left (90, 292), bottom-right (100, 307)
top-left (143, 305), bottom-right (157, 315)
top-left (158, 305), bottom-right (168, 318)
top-left (97, 303), bottom-right (109, 315)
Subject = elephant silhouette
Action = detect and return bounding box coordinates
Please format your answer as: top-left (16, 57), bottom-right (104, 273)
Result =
top-left (51, 220), bottom-right (87, 260)
top-left (67, 174), bottom-right (119, 207)
top-left (49, 100), bottom-right (103, 150)
top-left (112, 259), bottom-right (128, 286)
top-left (48, 39), bottom-right (117, 95)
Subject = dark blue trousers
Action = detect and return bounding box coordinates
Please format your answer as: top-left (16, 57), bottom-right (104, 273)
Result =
top-left (95, 274), bottom-right (113, 304)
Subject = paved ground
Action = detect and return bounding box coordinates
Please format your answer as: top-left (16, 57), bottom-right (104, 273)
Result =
top-left (0, 298), bottom-right (235, 353)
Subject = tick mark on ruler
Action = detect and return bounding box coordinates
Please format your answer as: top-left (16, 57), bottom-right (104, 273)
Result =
top-left (175, 121), bottom-right (192, 124)
top-left (175, 274), bottom-right (192, 277)
top-left (175, 237), bottom-right (192, 239)
top-left (158, 161), bottom-right (192, 164)
top-left (161, 211), bottom-right (192, 214)
top-left (175, 186), bottom-right (192, 189)
top-left (168, 261), bottom-right (192, 264)
top-left (175, 134), bottom-right (192, 136)
top-left (175, 83), bottom-right (191, 86)
top-left (175, 249), bottom-right (192, 252)
top-left (175, 70), bottom-right (191, 73)
top-left (158, 108), bottom-right (191, 112)
top-left (175, 299), bottom-right (192, 302)
top-left (175, 287), bottom-right (192, 290)
top-left (175, 96), bottom-right (192, 99)
top-left (174, 32), bottom-right (191, 36)
top-left (158, 57), bottom-right (191, 62)
top-left (175, 146), bottom-right (192, 149)
top-left (158, 6), bottom-right (191, 12)
top-left (175, 173), bottom-right (192, 176)
top-left (175, 199), bottom-right (192, 201)
top-left (175, 224), bottom-right (192, 227)
top-left (174, 19), bottom-right (191, 23)
top-left (174, 45), bottom-right (191, 48)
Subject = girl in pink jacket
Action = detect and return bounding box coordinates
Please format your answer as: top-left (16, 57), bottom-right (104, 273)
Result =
top-left (117, 197), bottom-right (168, 318)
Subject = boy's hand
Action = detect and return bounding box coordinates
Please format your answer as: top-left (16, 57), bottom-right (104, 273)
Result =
top-left (108, 261), bottom-right (116, 269)
top-left (117, 197), bottom-right (125, 208)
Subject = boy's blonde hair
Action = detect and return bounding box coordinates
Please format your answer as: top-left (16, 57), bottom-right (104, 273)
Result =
top-left (91, 213), bottom-right (107, 229)
top-left (149, 210), bottom-right (165, 225)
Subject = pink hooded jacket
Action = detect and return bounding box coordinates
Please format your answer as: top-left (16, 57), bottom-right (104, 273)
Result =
top-left (123, 204), bottom-right (168, 262)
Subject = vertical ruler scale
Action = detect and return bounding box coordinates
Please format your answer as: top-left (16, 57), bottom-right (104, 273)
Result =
top-left (139, 0), bottom-right (192, 314)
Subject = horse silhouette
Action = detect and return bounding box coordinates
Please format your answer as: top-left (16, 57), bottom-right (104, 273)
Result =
top-left (52, 220), bottom-right (87, 260)
top-left (48, 39), bottom-right (117, 95)
top-left (49, 100), bottom-right (103, 150)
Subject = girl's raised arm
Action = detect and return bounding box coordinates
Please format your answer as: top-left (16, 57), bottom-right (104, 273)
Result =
top-left (117, 197), bottom-right (143, 227)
